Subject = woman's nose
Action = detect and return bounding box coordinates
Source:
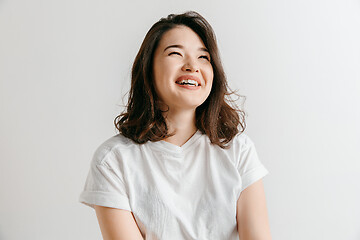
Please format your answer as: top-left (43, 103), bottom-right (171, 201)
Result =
top-left (181, 59), bottom-right (199, 72)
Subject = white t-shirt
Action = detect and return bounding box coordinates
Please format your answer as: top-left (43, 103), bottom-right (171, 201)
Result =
top-left (79, 130), bottom-right (269, 240)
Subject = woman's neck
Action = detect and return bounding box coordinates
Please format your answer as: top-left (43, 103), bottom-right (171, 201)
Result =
top-left (162, 109), bottom-right (197, 147)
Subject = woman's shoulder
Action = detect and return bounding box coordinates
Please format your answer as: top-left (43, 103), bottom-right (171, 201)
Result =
top-left (92, 133), bottom-right (137, 165)
top-left (226, 131), bottom-right (256, 150)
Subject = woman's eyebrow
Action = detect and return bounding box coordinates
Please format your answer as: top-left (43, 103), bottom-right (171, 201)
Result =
top-left (163, 44), bottom-right (209, 53)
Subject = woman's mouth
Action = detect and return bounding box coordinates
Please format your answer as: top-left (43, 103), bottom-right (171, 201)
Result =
top-left (176, 79), bottom-right (199, 86)
top-left (175, 75), bottom-right (201, 88)
top-left (175, 80), bottom-right (201, 90)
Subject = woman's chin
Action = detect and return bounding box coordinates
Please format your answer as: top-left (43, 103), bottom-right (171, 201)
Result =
top-left (173, 101), bottom-right (206, 111)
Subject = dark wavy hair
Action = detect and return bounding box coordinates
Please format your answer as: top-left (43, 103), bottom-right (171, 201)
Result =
top-left (114, 11), bottom-right (246, 148)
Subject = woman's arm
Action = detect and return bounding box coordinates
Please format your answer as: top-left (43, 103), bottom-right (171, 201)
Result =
top-left (94, 205), bottom-right (144, 240)
top-left (236, 179), bottom-right (272, 240)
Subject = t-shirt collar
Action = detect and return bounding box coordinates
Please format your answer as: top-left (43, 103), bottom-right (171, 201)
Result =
top-left (148, 129), bottom-right (203, 154)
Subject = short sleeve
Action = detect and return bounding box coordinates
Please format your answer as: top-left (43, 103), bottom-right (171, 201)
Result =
top-left (79, 148), bottom-right (131, 211)
top-left (236, 135), bottom-right (269, 192)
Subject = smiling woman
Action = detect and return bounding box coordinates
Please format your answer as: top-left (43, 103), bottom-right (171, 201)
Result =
top-left (115, 11), bottom-right (244, 148)
top-left (79, 11), bottom-right (272, 240)
top-left (152, 25), bottom-right (213, 122)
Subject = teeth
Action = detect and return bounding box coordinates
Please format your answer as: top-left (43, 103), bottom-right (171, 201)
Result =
top-left (177, 79), bottom-right (199, 86)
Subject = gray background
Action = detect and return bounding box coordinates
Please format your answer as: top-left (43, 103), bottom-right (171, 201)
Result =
top-left (1, 0), bottom-right (359, 239)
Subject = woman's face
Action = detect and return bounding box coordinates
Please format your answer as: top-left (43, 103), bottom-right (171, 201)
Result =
top-left (152, 25), bottom-right (214, 112)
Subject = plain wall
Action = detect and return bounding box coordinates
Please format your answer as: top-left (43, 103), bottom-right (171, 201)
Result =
top-left (1, 0), bottom-right (359, 239)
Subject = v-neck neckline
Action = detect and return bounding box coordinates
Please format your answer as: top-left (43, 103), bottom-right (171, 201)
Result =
top-left (149, 129), bottom-right (202, 154)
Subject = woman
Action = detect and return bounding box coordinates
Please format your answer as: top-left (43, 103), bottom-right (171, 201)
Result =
top-left (79, 11), bottom-right (272, 240)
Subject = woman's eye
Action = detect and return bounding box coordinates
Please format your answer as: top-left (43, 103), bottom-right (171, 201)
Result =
top-left (169, 52), bottom-right (182, 56)
top-left (200, 55), bottom-right (210, 61)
